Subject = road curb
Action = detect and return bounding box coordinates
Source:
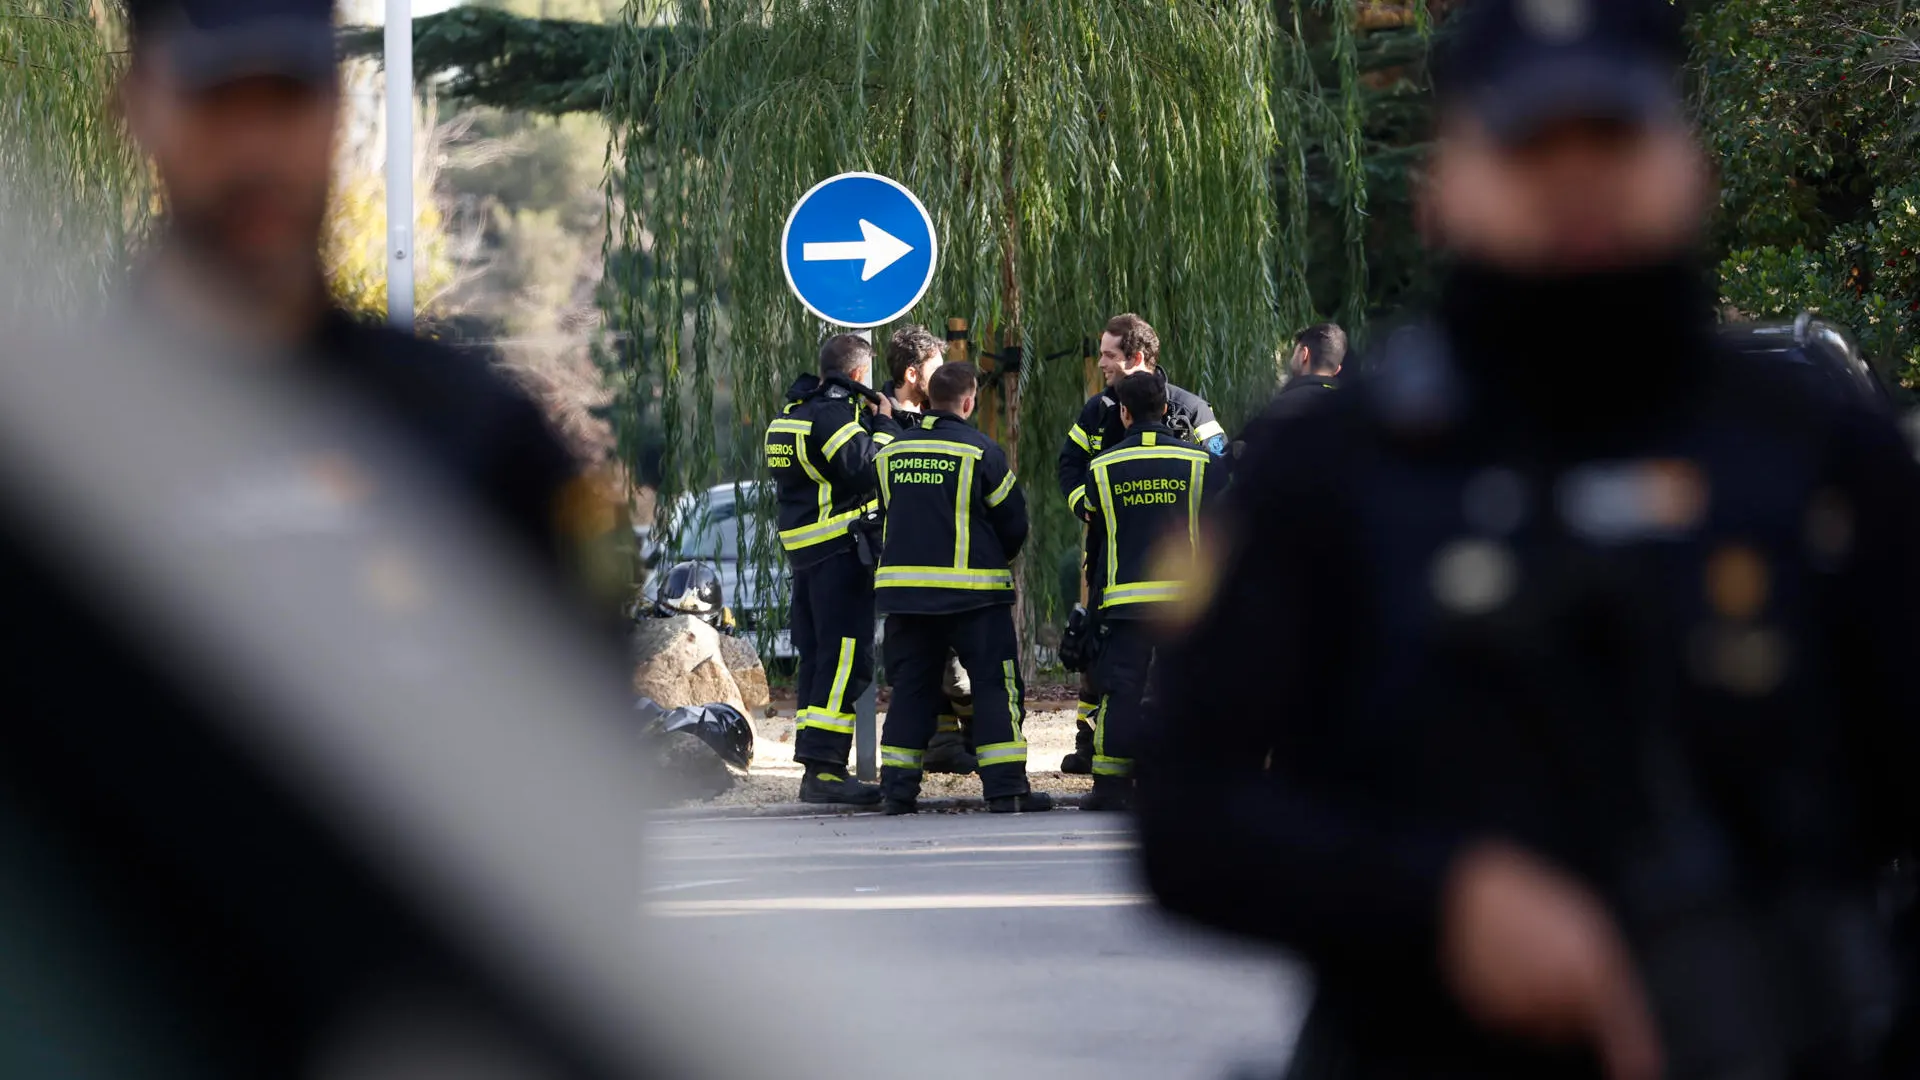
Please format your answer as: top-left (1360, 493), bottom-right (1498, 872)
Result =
top-left (654, 792), bottom-right (1091, 822)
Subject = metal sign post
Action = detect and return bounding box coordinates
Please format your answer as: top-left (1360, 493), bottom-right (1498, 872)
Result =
top-left (384, 0), bottom-right (415, 331)
top-left (781, 174), bottom-right (938, 782)
top-left (851, 328), bottom-right (878, 782)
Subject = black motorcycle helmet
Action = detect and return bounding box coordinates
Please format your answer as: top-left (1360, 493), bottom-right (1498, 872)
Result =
top-left (651, 561), bottom-right (726, 627)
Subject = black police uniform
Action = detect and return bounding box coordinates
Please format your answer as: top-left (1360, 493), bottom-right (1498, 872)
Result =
top-left (1057, 369), bottom-right (1226, 767)
top-left (1139, 309), bottom-right (1920, 1077)
top-left (764, 373), bottom-right (901, 770)
top-left (0, 304), bottom-right (610, 1075)
top-left (1083, 423), bottom-right (1219, 784)
top-left (873, 413), bottom-right (1033, 802)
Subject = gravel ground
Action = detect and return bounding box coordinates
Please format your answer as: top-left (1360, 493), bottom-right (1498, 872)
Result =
top-left (685, 706), bottom-right (1092, 808)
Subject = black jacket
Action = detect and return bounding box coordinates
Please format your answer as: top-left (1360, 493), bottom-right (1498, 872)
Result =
top-left (1057, 369), bottom-right (1224, 519)
top-left (878, 380), bottom-right (925, 427)
top-left (874, 412), bottom-right (1027, 615)
top-left (1084, 422), bottom-right (1219, 619)
top-left (764, 374), bottom-right (902, 568)
top-left (1138, 322), bottom-right (1920, 1078)
top-left (1234, 373), bottom-right (1341, 459)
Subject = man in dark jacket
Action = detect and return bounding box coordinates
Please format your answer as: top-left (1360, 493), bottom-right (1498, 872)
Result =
top-left (1056, 313), bottom-right (1225, 774)
top-left (1271, 323), bottom-right (1347, 421)
top-left (1235, 323), bottom-right (1348, 459)
top-left (872, 364), bottom-right (1050, 815)
top-left (765, 335), bottom-right (900, 804)
top-left (1139, 3), bottom-right (1920, 1079)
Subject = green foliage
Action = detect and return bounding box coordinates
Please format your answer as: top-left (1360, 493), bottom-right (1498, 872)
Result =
top-left (0, 0), bottom-right (147, 313)
top-left (1279, 2), bottom-right (1437, 335)
top-left (1693, 0), bottom-right (1920, 381)
top-left (341, 5), bottom-right (676, 116)
top-left (609, 0), bottom-right (1291, 654)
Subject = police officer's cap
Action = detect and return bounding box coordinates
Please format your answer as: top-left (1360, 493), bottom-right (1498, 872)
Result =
top-left (127, 0), bottom-right (339, 90)
top-left (1431, 0), bottom-right (1688, 144)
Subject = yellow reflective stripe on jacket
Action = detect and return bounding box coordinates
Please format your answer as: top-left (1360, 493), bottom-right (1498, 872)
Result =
top-left (878, 439), bottom-right (984, 461)
top-left (821, 420), bottom-right (864, 458)
top-left (975, 741), bottom-right (1028, 767)
top-left (874, 566), bottom-right (1015, 590)
top-left (768, 418), bottom-right (812, 436)
top-left (1067, 484), bottom-right (1089, 512)
top-left (1066, 422), bottom-right (1092, 452)
top-left (1188, 456), bottom-right (1205, 546)
top-left (873, 431), bottom-right (896, 446)
top-left (986, 470), bottom-right (1018, 508)
top-left (1093, 445), bottom-right (1211, 468)
top-left (1102, 580), bottom-right (1185, 607)
top-left (1194, 420), bottom-right (1226, 442)
top-left (955, 455), bottom-right (975, 568)
top-left (881, 745), bottom-right (925, 770)
top-left (777, 500), bottom-right (877, 550)
top-left (1093, 460), bottom-right (1123, 592)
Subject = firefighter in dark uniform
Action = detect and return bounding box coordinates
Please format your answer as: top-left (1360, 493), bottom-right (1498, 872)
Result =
top-left (1138, 3), bottom-right (1920, 1077)
top-left (1079, 372), bottom-right (1221, 813)
top-left (1056, 313), bottom-right (1226, 774)
top-left (874, 364), bottom-right (1052, 815)
top-left (765, 334), bottom-right (900, 805)
top-left (881, 325), bottom-right (978, 775)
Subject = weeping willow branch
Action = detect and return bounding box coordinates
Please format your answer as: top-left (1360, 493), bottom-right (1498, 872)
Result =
top-left (340, 8), bottom-right (688, 116)
top-left (608, 0), bottom-right (1291, 661)
top-left (0, 0), bottom-right (147, 315)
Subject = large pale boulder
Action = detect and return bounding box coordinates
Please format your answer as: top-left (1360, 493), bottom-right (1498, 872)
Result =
top-left (632, 615), bottom-right (745, 711)
top-left (716, 633), bottom-right (771, 714)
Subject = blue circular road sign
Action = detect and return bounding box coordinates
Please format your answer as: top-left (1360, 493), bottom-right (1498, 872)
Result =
top-left (780, 172), bottom-right (938, 329)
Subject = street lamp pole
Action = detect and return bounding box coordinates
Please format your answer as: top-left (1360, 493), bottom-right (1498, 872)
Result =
top-left (384, 0), bottom-right (415, 331)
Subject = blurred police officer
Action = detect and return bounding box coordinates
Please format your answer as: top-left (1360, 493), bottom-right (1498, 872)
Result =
top-left (873, 364), bottom-right (1051, 815)
top-left (1079, 372), bottom-right (1221, 813)
top-left (1140, 3), bottom-right (1920, 1078)
top-left (881, 326), bottom-right (978, 774)
top-left (118, 0), bottom-right (604, 614)
top-left (766, 335), bottom-right (899, 805)
top-left (1057, 314), bottom-right (1227, 774)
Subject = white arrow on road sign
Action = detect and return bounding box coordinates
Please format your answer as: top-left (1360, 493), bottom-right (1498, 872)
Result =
top-left (802, 219), bottom-right (915, 282)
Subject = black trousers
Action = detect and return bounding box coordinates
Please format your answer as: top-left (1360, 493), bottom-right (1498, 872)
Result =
top-left (879, 606), bottom-right (1029, 800)
top-left (1093, 618), bottom-right (1155, 779)
top-left (789, 547), bottom-right (874, 769)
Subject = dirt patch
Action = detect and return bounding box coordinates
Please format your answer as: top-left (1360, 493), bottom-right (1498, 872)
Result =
top-left (683, 707), bottom-right (1091, 808)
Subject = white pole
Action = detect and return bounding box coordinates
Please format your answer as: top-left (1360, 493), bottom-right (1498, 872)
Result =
top-left (384, 0), bottom-right (415, 331)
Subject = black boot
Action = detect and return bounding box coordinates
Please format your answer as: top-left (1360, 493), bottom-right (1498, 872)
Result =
top-left (1059, 719), bottom-right (1096, 775)
top-left (1078, 775), bottom-right (1133, 812)
top-left (923, 723), bottom-right (978, 775)
top-left (799, 764), bottom-right (883, 806)
top-left (987, 791), bottom-right (1054, 814)
top-left (883, 796), bottom-right (918, 815)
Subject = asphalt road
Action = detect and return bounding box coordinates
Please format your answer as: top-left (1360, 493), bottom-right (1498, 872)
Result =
top-left (642, 809), bottom-right (1311, 1080)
